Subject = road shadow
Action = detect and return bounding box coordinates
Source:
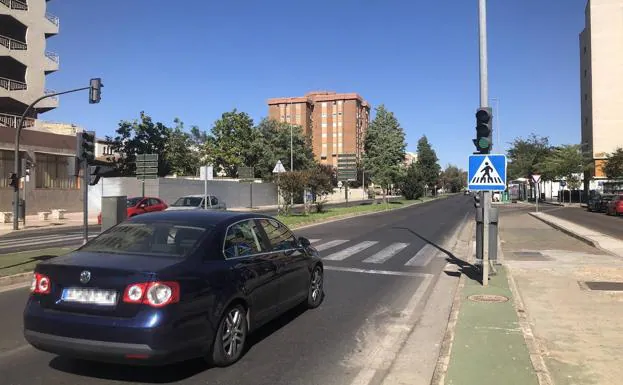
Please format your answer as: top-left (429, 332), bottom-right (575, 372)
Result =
top-left (0, 254), bottom-right (57, 270)
top-left (392, 226), bottom-right (482, 284)
top-left (48, 303), bottom-right (309, 383)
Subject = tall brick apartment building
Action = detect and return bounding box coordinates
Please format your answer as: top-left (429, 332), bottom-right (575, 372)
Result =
top-left (267, 91), bottom-right (370, 167)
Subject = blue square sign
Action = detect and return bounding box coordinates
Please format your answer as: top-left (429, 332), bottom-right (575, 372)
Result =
top-left (468, 154), bottom-right (507, 191)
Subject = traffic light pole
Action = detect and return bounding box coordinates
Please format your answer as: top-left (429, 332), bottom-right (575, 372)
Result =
top-left (478, 0), bottom-right (491, 286)
top-left (12, 86), bottom-right (90, 230)
top-left (83, 158), bottom-right (89, 245)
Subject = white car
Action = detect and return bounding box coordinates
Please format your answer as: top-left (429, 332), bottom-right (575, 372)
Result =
top-left (165, 194), bottom-right (226, 211)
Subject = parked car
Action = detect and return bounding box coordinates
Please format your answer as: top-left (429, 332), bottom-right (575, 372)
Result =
top-left (587, 194), bottom-right (614, 213)
top-left (606, 194), bottom-right (623, 215)
top-left (165, 194), bottom-right (226, 211)
top-left (97, 196), bottom-right (168, 224)
top-left (23, 210), bottom-right (323, 366)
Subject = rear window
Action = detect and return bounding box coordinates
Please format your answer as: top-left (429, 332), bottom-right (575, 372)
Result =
top-left (172, 197), bottom-right (203, 207)
top-left (79, 222), bottom-right (213, 258)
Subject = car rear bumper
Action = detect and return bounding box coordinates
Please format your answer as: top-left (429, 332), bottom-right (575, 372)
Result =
top-left (24, 329), bottom-right (173, 365)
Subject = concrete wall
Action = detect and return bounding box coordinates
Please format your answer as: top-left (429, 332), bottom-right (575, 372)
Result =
top-left (87, 177), bottom-right (278, 213)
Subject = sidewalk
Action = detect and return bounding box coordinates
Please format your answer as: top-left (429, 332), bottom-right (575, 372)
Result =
top-left (0, 212), bottom-right (99, 236)
top-left (441, 208), bottom-right (623, 385)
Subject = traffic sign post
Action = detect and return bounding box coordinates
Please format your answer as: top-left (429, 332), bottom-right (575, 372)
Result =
top-left (238, 167), bottom-right (255, 208)
top-left (273, 160), bottom-right (286, 211)
top-left (531, 174), bottom-right (541, 212)
top-left (337, 153), bottom-right (357, 206)
top-left (136, 154), bottom-right (158, 197)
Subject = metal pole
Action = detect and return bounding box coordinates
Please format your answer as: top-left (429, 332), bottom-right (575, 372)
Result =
top-left (478, 0), bottom-right (491, 286)
top-left (12, 86), bottom-right (91, 230)
top-left (204, 166), bottom-right (208, 209)
top-left (536, 182), bottom-right (539, 212)
top-left (290, 121), bottom-right (294, 207)
top-left (82, 158), bottom-right (89, 245)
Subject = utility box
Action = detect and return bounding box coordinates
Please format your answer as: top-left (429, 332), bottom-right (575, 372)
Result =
top-left (101, 196), bottom-right (127, 232)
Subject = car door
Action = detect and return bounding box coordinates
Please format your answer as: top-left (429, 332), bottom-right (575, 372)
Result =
top-left (223, 219), bottom-right (280, 325)
top-left (256, 218), bottom-right (310, 311)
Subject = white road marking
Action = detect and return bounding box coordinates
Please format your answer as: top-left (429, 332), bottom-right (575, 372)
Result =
top-left (404, 244), bottom-right (440, 267)
top-left (0, 234), bottom-right (97, 250)
top-left (309, 239), bottom-right (321, 244)
top-left (323, 241), bottom-right (378, 261)
top-left (348, 273), bottom-right (435, 385)
top-left (362, 242), bottom-right (409, 264)
top-left (0, 281), bottom-right (30, 294)
top-left (324, 266), bottom-right (432, 278)
top-left (315, 239), bottom-right (349, 251)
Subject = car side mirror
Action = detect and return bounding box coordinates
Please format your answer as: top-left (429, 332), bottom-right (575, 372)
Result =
top-left (298, 237), bottom-right (311, 248)
top-left (139, 203), bottom-right (146, 208)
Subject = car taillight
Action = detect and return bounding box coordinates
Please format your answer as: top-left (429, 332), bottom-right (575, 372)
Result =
top-left (123, 281), bottom-right (180, 308)
top-left (30, 273), bottom-right (51, 294)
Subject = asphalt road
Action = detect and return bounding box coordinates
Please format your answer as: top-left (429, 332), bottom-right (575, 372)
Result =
top-left (0, 195), bottom-right (471, 385)
top-left (0, 199), bottom-right (396, 254)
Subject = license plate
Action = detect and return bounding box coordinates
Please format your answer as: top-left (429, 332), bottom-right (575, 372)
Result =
top-left (61, 287), bottom-right (118, 306)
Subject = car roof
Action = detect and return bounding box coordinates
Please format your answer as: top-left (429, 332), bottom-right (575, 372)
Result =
top-left (176, 194), bottom-right (215, 198)
top-left (127, 210), bottom-right (274, 228)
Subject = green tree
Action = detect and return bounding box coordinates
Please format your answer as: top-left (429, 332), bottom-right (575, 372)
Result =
top-left (165, 118), bottom-right (202, 176)
top-left (602, 148), bottom-right (623, 179)
top-left (415, 136), bottom-right (441, 193)
top-left (276, 171), bottom-right (308, 215)
top-left (251, 118), bottom-right (316, 180)
top-left (538, 144), bottom-right (591, 189)
top-left (400, 163), bottom-right (425, 200)
top-left (363, 105), bottom-right (407, 200)
top-left (305, 164), bottom-right (335, 212)
top-left (203, 109), bottom-right (256, 177)
top-left (439, 164), bottom-right (466, 193)
top-left (506, 134), bottom-right (552, 180)
top-left (106, 111), bottom-right (171, 177)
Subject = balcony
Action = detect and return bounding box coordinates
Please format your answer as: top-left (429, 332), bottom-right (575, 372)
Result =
top-left (43, 11), bottom-right (59, 36)
top-left (44, 51), bottom-right (59, 73)
top-left (36, 89), bottom-right (59, 111)
top-left (0, 34), bottom-right (26, 50)
top-left (0, 0), bottom-right (28, 11)
top-left (0, 76), bottom-right (26, 91)
top-left (0, 112), bottom-right (35, 129)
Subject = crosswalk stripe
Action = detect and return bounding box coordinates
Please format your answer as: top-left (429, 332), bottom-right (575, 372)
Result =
top-left (315, 239), bottom-right (349, 251)
top-left (404, 244), bottom-right (440, 266)
top-left (309, 239), bottom-right (321, 244)
top-left (0, 234), bottom-right (97, 250)
top-left (362, 242), bottom-right (409, 264)
top-left (323, 241), bottom-right (378, 261)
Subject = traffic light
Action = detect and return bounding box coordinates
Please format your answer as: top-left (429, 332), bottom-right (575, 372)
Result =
top-left (21, 159), bottom-right (32, 180)
top-left (474, 192), bottom-right (481, 208)
top-left (8, 173), bottom-right (18, 189)
top-left (76, 130), bottom-right (96, 163)
top-left (89, 78), bottom-right (103, 104)
top-left (88, 165), bottom-right (101, 186)
top-left (473, 107), bottom-right (493, 154)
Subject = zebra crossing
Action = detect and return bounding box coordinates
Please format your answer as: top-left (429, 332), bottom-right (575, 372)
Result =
top-left (0, 232), bottom-right (99, 252)
top-left (308, 238), bottom-right (446, 268)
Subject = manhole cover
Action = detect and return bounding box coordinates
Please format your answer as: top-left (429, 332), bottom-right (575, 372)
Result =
top-left (467, 294), bottom-right (509, 303)
top-left (582, 281), bottom-right (623, 291)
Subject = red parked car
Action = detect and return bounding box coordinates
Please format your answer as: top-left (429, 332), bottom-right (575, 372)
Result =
top-left (605, 194), bottom-right (623, 216)
top-left (97, 196), bottom-right (168, 224)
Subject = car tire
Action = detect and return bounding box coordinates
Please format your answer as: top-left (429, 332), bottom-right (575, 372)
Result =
top-left (306, 265), bottom-right (324, 309)
top-left (210, 303), bottom-right (248, 367)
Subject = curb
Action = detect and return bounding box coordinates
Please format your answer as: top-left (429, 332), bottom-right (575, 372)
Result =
top-left (506, 266), bottom-right (554, 385)
top-left (527, 212), bottom-right (613, 255)
top-left (429, 216), bottom-right (475, 385)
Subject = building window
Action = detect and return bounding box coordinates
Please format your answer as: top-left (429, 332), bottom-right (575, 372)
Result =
top-left (583, 46), bottom-right (587, 54)
top-left (35, 153), bottom-right (78, 189)
top-left (584, 69), bottom-right (587, 78)
top-left (584, 94), bottom-right (588, 101)
top-left (0, 150), bottom-right (15, 188)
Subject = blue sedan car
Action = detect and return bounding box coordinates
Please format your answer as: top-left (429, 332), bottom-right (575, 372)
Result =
top-left (23, 210), bottom-right (324, 366)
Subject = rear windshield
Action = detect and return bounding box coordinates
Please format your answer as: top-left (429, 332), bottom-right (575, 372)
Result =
top-left (171, 197), bottom-right (203, 207)
top-left (79, 222), bottom-right (213, 258)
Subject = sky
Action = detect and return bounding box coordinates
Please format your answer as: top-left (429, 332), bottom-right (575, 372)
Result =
top-left (41, 0), bottom-right (588, 169)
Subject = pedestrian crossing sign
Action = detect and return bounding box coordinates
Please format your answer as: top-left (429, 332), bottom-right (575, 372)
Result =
top-left (467, 154), bottom-right (507, 191)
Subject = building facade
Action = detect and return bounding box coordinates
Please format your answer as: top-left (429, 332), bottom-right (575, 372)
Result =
top-left (267, 91), bottom-right (370, 167)
top-left (579, 0), bottom-right (623, 187)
